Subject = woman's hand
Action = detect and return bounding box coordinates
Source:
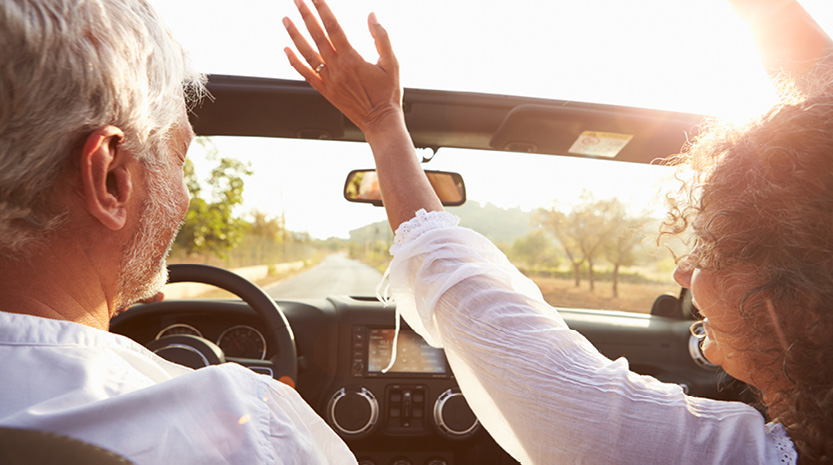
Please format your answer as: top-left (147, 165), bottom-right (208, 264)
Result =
top-left (284, 0), bottom-right (442, 231)
top-left (283, 0), bottom-right (402, 136)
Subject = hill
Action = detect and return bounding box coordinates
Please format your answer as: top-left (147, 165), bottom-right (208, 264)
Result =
top-left (348, 200), bottom-right (533, 246)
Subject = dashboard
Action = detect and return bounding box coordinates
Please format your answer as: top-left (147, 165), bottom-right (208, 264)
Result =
top-left (110, 294), bottom-right (744, 465)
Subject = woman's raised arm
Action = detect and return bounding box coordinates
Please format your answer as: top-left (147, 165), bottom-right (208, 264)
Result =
top-left (283, 0), bottom-right (442, 232)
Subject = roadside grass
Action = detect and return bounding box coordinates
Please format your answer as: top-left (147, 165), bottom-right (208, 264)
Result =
top-left (348, 252), bottom-right (680, 315)
top-left (531, 276), bottom-right (680, 314)
top-left (352, 249), bottom-right (391, 274)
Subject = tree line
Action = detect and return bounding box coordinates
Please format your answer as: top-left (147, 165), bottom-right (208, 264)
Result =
top-left (509, 191), bottom-right (654, 298)
top-left (169, 139), bottom-right (319, 267)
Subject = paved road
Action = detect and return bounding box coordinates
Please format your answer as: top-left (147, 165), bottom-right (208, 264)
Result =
top-left (264, 254), bottom-right (383, 299)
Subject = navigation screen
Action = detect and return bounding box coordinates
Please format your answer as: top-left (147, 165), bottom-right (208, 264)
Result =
top-left (367, 329), bottom-right (446, 374)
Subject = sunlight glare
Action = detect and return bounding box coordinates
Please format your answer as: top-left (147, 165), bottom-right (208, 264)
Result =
top-left (157, 0), bottom-right (831, 239)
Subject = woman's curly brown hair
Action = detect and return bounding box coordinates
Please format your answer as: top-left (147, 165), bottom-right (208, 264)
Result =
top-left (661, 67), bottom-right (833, 464)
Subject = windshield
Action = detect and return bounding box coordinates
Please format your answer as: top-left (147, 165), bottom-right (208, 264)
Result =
top-left (165, 136), bottom-right (680, 312)
top-left (157, 1), bottom-right (831, 313)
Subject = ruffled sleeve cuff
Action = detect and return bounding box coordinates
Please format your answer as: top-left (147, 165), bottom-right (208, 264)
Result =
top-left (390, 209), bottom-right (459, 255)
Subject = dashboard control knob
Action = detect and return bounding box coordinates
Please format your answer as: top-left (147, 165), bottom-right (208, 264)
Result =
top-left (328, 387), bottom-right (379, 438)
top-left (433, 388), bottom-right (480, 440)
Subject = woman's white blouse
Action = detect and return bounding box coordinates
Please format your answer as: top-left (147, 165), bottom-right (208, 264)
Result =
top-left (387, 209), bottom-right (796, 465)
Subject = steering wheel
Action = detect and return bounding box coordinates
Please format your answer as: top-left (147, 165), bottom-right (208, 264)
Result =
top-left (116, 264), bottom-right (297, 385)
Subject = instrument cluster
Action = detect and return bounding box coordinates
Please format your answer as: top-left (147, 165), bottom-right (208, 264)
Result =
top-left (155, 323), bottom-right (267, 360)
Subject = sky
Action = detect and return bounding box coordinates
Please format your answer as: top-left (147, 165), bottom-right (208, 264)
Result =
top-left (151, 0), bottom-right (833, 239)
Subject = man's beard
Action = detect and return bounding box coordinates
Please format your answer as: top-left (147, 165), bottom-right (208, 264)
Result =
top-left (114, 164), bottom-right (184, 310)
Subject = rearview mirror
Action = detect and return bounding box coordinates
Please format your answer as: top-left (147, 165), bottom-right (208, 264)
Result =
top-left (344, 169), bottom-right (466, 207)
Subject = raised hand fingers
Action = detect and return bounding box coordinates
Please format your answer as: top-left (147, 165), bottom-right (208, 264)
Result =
top-left (283, 45), bottom-right (323, 89)
top-left (309, 0), bottom-right (354, 53)
top-left (294, 0), bottom-right (338, 62)
top-left (282, 0), bottom-right (403, 135)
top-left (282, 17), bottom-right (325, 83)
top-left (368, 12), bottom-right (398, 70)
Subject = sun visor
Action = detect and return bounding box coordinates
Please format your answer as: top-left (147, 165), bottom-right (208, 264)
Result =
top-left (489, 104), bottom-right (703, 163)
top-left (190, 75), bottom-right (345, 140)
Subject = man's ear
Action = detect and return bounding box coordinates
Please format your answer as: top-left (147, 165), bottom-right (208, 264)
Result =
top-left (79, 126), bottom-right (133, 231)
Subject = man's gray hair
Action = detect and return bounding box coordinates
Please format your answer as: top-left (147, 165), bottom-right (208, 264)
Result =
top-left (0, 0), bottom-right (205, 253)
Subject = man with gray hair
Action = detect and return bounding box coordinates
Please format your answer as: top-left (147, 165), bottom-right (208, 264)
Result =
top-left (0, 0), bottom-right (354, 463)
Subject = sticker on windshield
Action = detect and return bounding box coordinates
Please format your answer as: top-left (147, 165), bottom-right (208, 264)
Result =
top-left (568, 131), bottom-right (633, 158)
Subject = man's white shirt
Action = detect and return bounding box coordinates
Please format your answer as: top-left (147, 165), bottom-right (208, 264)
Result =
top-left (0, 311), bottom-right (356, 464)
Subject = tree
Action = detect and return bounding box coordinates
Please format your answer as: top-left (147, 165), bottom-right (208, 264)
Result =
top-left (249, 211), bottom-right (284, 242)
top-left (245, 210), bottom-right (286, 264)
top-left (603, 206), bottom-right (650, 298)
top-left (572, 195), bottom-right (622, 292)
top-left (172, 138), bottom-right (253, 260)
top-left (535, 208), bottom-right (584, 287)
top-left (538, 192), bottom-right (621, 291)
top-left (510, 229), bottom-right (560, 271)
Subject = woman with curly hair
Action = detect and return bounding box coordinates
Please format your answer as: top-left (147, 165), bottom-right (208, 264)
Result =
top-left (664, 72), bottom-right (833, 463)
top-left (284, 0), bottom-right (832, 462)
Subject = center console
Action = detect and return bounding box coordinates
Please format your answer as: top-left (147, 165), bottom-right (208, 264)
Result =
top-left (328, 327), bottom-right (479, 441)
top-left (325, 325), bottom-right (486, 465)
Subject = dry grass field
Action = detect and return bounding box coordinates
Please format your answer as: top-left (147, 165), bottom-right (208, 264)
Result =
top-left (530, 276), bottom-right (680, 314)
